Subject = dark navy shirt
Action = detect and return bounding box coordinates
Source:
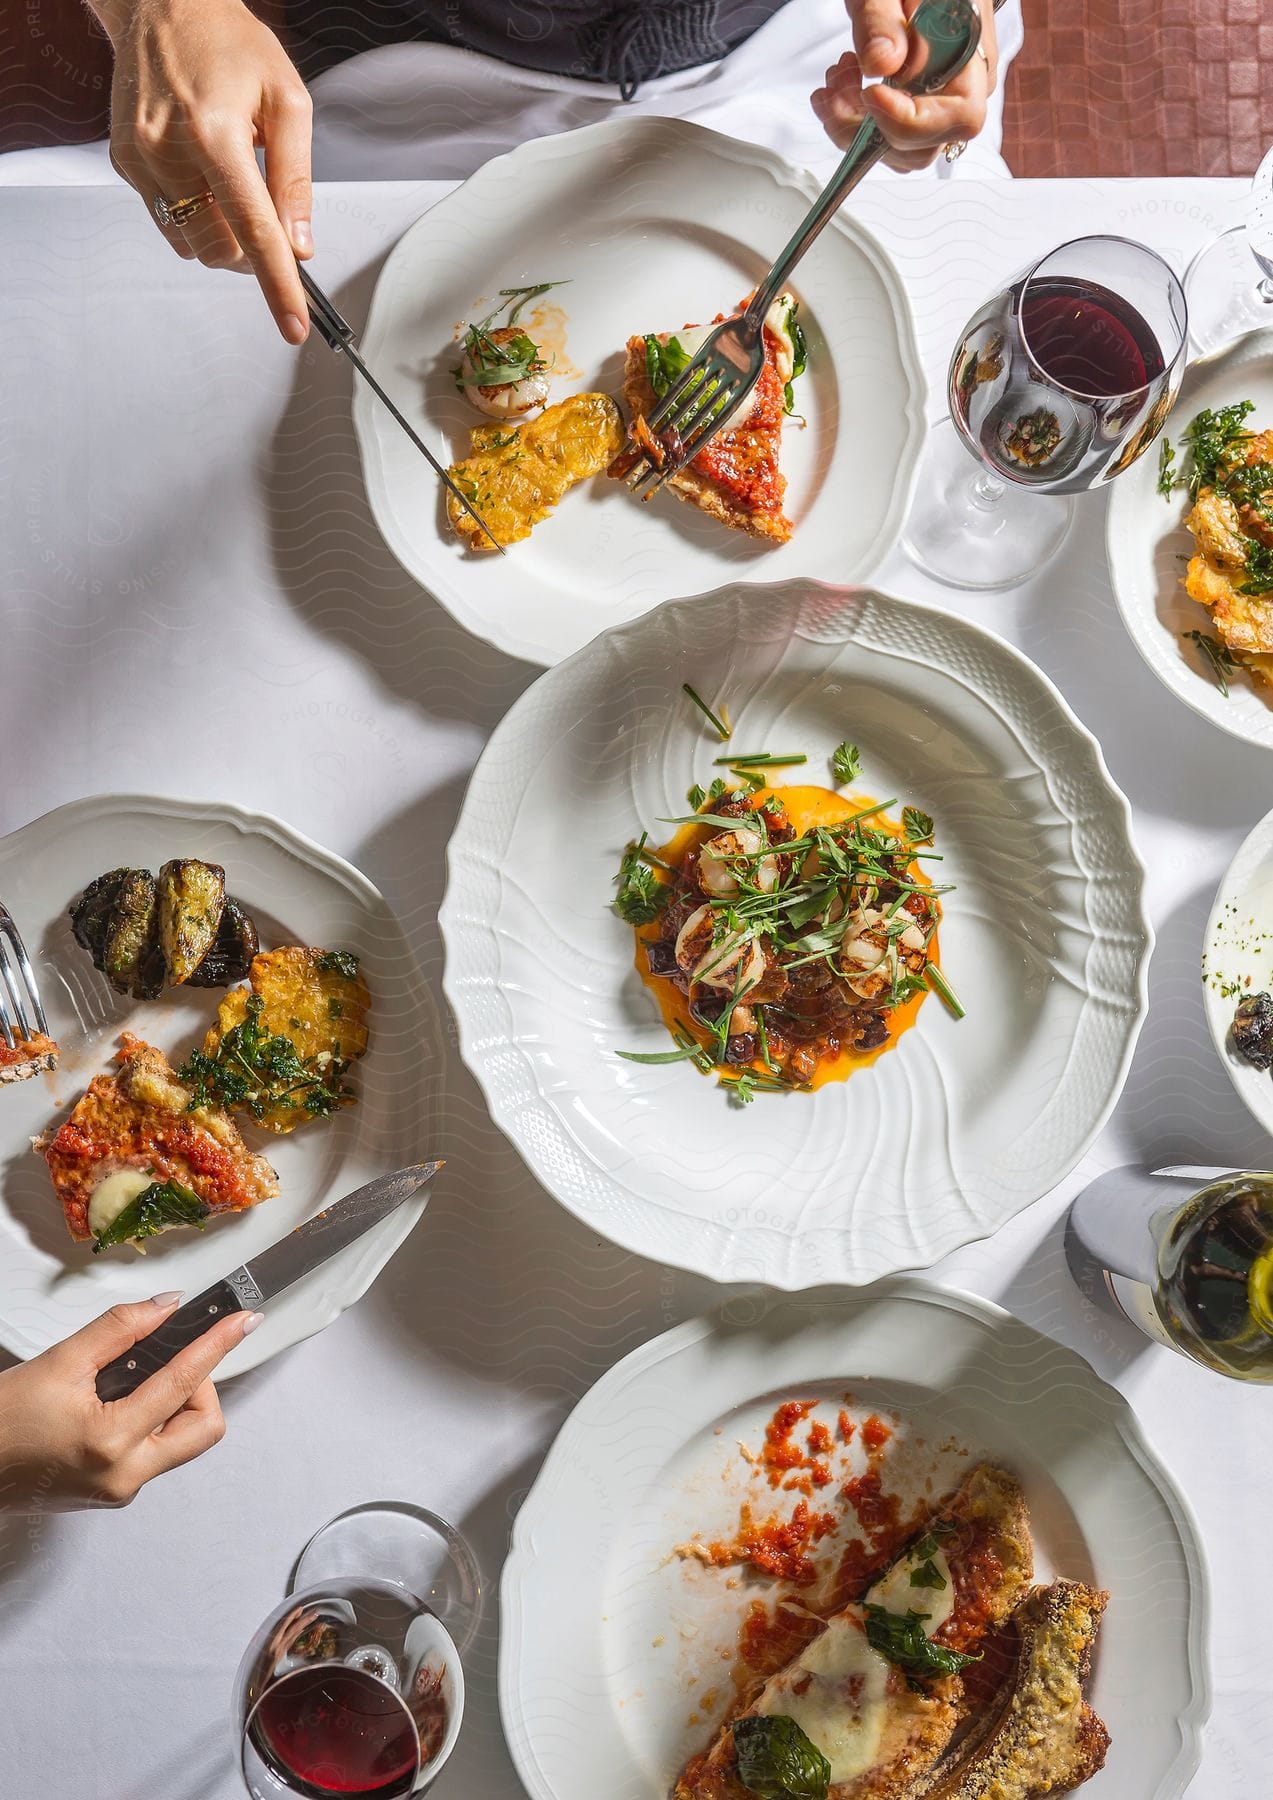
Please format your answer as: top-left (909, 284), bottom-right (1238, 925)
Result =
top-left (285, 2), bottom-right (791, 95)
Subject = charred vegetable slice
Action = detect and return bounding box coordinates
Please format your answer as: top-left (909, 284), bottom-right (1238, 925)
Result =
top-left (102, 871), bottom-right (158, 997)
top-left (186, 897), bottom-right (260, 988)
top-left (69, 868), bottom-right (133, 963)
top-left (157, 859), bottom-right (226, 986)
top-left (1234, 991), bottom-right (1273, 1070)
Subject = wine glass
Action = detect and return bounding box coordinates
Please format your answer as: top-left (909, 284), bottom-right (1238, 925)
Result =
top-left (903, 235), bottom-right (1188, 591)
top-left (234, 1505), bottom-right (481, 1798)
top-left (1184, 145), bottom-right (1273, 354)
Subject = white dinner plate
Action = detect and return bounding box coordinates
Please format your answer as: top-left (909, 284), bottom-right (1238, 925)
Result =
top-left (1107, 328), bottom-right (1273, 749)
top-left (353, 116), bottom-right (927, 666)
top-left (440, 580), bottom-right (1152, 1289)
top-left (1203, 802), bottom-right (1273, 1137)
top-left (0, 795), bottom-right (441, 1374)
top-left (500, 1281), bottom-right (1209, 1800)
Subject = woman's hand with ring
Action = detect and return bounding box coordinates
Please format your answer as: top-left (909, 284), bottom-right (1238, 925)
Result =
top-left (92, 0), bottom-right (313, 343)
top-left (812, 0), bottom-right (999, 172)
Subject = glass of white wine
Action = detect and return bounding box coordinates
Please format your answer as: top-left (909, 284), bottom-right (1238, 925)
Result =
top-left (1070, 1165), bottom-right (1273, 1380)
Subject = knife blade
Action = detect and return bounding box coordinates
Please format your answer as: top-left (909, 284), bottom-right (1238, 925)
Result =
top-left (297, 266), bottom-right (505, 554)
top-left (95, 1161), bottom-right (442, 1402)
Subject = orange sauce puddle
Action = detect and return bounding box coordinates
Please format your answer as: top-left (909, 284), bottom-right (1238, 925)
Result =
top-left (634, 783), bottom-right (939, 1091)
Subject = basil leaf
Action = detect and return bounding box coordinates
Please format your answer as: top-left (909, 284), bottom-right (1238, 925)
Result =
top-left (733, 1714), bottom-right (830, 1800)
top-left (644, 333), bottom-right (693, 398)
top-left (315, 950), bottom-right (360, 979)
top-left (93, 1179), bottom-right (209, 1254)
top-left (909, 1558), bottom-right (947, 1590)
top-left (863, 1606), bottom-right (981, 1683)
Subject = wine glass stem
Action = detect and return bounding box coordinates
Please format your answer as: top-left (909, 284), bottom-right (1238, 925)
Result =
top-left (971, 469), bottom-right (1005, 510)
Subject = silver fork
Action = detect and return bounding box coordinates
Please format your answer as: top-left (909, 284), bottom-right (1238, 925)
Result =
top-left (0, 902), bottom-right (49, 1051)
top-left (619, 0), bottom-right (983, 500)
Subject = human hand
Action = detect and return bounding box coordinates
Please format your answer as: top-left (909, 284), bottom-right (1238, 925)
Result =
top-left (811, 0), bottom-right (999, 173)
top-left (0, 1293), bottom-right (259, 1511)
top-left (94, 0), bottom-right (313, 342)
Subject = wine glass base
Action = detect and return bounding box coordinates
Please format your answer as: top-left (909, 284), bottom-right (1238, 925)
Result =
top-left (291, 1503), bottom-right (482, 1655)
top-left (901, 417), bottom-right (1075, 591)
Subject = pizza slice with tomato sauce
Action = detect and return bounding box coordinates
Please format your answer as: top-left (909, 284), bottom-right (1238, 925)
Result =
top-left (675, 1464), bottom-right (1034, 1800)
top-left (611, 294), bottom-right (805, 544)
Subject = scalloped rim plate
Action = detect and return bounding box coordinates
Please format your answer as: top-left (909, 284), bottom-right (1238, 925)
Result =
top-left (353, 115), bottom-right (927, 666)
top-left (1203, 801), bottom-right (1273, 1136)
top-left (440, 580), bottom-right (1152, 1289)
top-left (500, 1281), bottom-right (1210, 1800)
top-left (0, 795), bottom-right (442, 1376)
top-left (1107, 328), bottom-right (1273, 749)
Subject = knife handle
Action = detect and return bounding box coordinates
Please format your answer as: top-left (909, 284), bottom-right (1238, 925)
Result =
top-left (95, 1281), bottom-right (247, 1403)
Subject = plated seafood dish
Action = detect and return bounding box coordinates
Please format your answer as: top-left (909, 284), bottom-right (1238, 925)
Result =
top-left (1161, 397), bottom-right (1273, 695)
top-left (445, 278), bottom-right (807, 551)
top-left (615, 722), bottom-right (955, 1100)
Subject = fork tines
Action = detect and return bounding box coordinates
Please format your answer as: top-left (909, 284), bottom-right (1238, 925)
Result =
top-left (0, 902), bottom-right (49, 1051)
top-left (621, 357), bottom-right (746, 501)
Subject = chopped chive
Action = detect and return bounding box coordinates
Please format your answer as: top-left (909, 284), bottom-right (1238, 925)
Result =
top-left (713, 753), bottom-right (809, 769)
top-left (925, 963), bottom-right (965, 1019)
top-left (682, 684), bottom-right (731, 741)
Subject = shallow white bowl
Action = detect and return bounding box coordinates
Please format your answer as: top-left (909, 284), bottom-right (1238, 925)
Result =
top-left (1204, 802), bottom-right (1273, 1140)
top-left (500, 1282), bottom-right (1209, 1800)
top-left (440, 580), bottom-right (1152, 1288)
top-left (354, 115), bottom-right (926, 666)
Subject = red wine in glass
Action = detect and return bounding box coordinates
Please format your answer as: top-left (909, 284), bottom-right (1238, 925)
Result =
top-left (949, 243), bottom-right (1186, 497)
top-left (249, 1666), bottom-right (420, 1800)
top-left (1020, 279), bottom-right (1167, 398)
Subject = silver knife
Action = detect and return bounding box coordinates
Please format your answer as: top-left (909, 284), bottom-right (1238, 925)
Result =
top-left (95, 1161), bottom-right (442, 1401)
top-left (298, 265), bottom-right (505, 554)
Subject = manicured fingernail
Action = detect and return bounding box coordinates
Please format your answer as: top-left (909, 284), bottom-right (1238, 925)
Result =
top-left (150, 1290), bottom-right (183, 1309)
top-left (283, 312), bottom-right (308, 345)
top-left (241, 1311), bottom-right (265, 1336)
top-left (292, 219), bottom-right (313, 255)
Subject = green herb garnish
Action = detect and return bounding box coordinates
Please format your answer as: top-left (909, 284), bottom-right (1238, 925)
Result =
top-left (683, 683), bottom-right (731, 741)
top-left (714, 753), bottom-right (808, 769)
top-left (1157, 436), bottom-right (1177, 499)
top-left (732, 1713), bottom-right (830, 1800)
top-left (782, 302), bottom-right (808, 416)
top-left (924, 963), bottom-right (965, 1019)
top-left (1181, 399), bottom-right (1255, 499)
top-left (644, 333), bottom-right (695, 398)
top-left (1183, 629), bottom-right (1238, 697)
top-left (902, 807), bottom-right (934, 845)
top-left (831, 742), bottom-right (861, 785)
top-left (178, 995), bottom-right (352, 1121)
top-left (92, 1178), bottom-right (209, 1253)
top-left (909, 1558), bottom-right (947, 1589)
top-left (863, 1607), bottom-right (981, 1684)
top-left (315, 950), bottom-right (360, 979)
top-left (613, 833), bottom-right (669, 926)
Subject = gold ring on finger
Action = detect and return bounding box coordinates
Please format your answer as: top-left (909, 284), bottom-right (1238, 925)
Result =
top-left (152, 189), bottom-right (215, 229)
top-left (943, 140), bottom-right (968, 163)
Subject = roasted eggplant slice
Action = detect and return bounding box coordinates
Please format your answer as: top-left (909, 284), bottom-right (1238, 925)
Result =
top-left (102, 871), bottom-right (158, 996)
top-left (186, 897), bottom-right (260, 988)
top-left (157, 859), bottom-right (226, 986)
top-left (69, 869), bottom-right (134, 966)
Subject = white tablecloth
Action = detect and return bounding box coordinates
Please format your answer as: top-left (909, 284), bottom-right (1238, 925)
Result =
top-left (1, 175), bottom-right (1270, 1798)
